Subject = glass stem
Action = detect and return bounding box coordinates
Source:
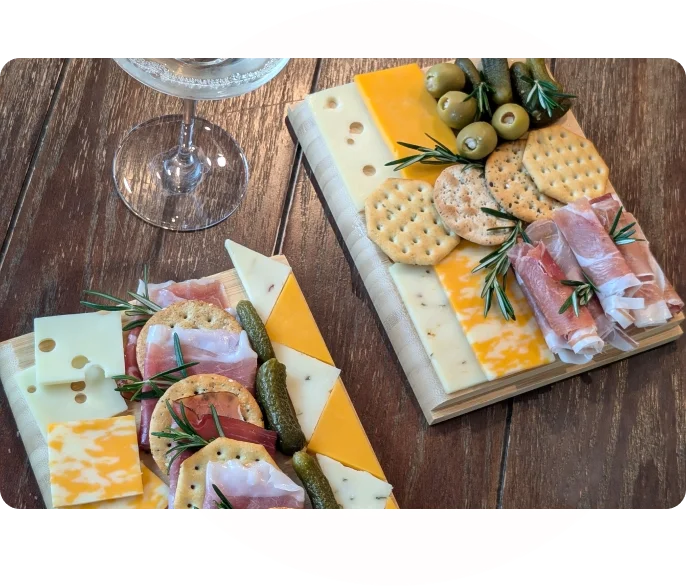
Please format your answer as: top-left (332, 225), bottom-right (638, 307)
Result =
top-left (179, 99), bottom-right (197, 154)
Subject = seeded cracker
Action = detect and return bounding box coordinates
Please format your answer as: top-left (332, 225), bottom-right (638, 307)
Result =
top-left (485, 140), bottom-right (564, 223)
top-left (149, 374), bottom-right (263, 474)
top-left (433, 164), bottom-right (511, 246)
top-left (365, 178), bottom-right (459, 265)
top-left (522, 125), bottom-right (609, 203)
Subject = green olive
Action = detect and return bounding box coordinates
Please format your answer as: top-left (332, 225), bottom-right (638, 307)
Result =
top-left (491, 103), bottom-right (530, 140)
top-left (425, 63), bottom-right (465, 99)
top-left (437, 91), bottom-right (477, 131)
top-left (456, 122), bottom-right (498, 160)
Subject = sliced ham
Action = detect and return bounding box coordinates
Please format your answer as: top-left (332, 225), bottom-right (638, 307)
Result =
top-left (176, 391), bottom-right (244, 422)
top-left (526, 219), bottom-right (637, 351)
top-left (553, 198), bottom-right (643, 328)
top-left (203, 460), bottom-right (305, 509)
top-left (508, 242), bottom-right (604, 359)
top-left (138, 277), bottom-right (231, 310)
top-left (589, 193), bottom-right (682, 326)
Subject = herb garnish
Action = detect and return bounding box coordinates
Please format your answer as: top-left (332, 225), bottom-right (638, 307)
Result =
top-left (212, 484), bottom-right (234, 509)
top-left (386, 134), bottom-right (484, 174)
top-left (151, 400), bottom-right (211, 468)
top-left (608, 206), bottom-right (644, 246)
top-left (522, 76), bottom-right (576, 118)
top-left (471, 208), bottom-right (531, 321)
top-left (558, 273), bottom-right (598, 317)
top-left (463, 72), bottom-right (494, 120)
top-left (81, 265), bottom-right (162, 331)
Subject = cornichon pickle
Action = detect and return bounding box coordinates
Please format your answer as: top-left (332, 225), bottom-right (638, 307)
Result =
top-left (510, 61), bottom-right (570, 128)
top-left (292, 450), bottom-right (339, 509)
top-left (526, 58), bottom-right (561, 90)
top-left (236, 299), bottom-right (275, 363)
top-left (481, 58), bottom-right (513, 106)
top-left (256, 359), bottom-right (305, 455)
top-left (454, 58), bottom-right (481, 93)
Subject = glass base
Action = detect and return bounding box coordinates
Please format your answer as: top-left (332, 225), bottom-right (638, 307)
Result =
top-left (113, 115), bottom-right (248, 231)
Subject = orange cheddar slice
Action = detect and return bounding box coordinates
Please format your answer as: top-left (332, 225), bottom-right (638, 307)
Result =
top-left (435, 242), bottom-right (555, 380)
top-left (307, 379), bottom-right (385, 480)
top-left (385, 498), bottom-right (399, 509)
top-left (47, 415), bottom-right (143, 508)
top-left (265, 273), bottom-right (334, 366)
top-left (355, 64), bottom-right (456, 184)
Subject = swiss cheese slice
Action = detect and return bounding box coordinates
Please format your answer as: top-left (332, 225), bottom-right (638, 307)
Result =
top-left (307, 83), bottom-right (399, 211)
top-left (14, 365), bottom-right (127, 440)
top-left (389, 264), bottom-right (487, 393)
top-left (224, 239), bottom-right (292, 323)
top-left (316, 454), bottom-right (393, 509)
top-left (65, 464), bottom-right (168, 509)
top-left (355, 63), bottom-right (456, 184)
top-left (435, 242), bottom-right (555, 380)
top-left (272, 343), bottom-right (341, 441)
top-left (47, 415), bottom-right (143, 507)
top-left (307, 379), bottom-right (385, 480)
top-left (34, 311), bottom-right (125, 385)
top-left (265, 274), bottom-right (333, 366)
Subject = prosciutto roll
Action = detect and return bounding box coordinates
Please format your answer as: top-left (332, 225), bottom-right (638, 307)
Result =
top-left (552, 197), bottom-right (643, 328)
top-left (589, 193), bottom-right (683, 326)
top-left (526, 219), bottom-right (637, 351)
top-left (137, 277), bottom-right (231, 310)
top-left (508, 242), bottom-right (604, 358)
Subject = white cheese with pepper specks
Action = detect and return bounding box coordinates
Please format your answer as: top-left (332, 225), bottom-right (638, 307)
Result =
top-left (389, 263), bottom-right (487, 393)
top-left (316, 454), bottom-right (392, 509)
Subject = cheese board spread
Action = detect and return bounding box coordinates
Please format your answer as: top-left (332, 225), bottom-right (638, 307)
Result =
top-left (288, 58), bottom-right (684, 423)
top-left (0, 242), bottom-right (397, 509)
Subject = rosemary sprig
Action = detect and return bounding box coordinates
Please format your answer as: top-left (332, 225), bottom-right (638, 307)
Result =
top-left (212, 484), bottom-right (234, 509)
top-left (463, 72), bottom-right (494, 120)
top-left (472, 208), bottom-right (531, 321)
top-left (522, 76), bottom-right (576, 118)
top-left (81, 265), bottom-right (162, 331)
top-left (386, 133), bottom-right (485, 173)
top-left (608, 206), bottom-right (644, 246)
top-left (151, 400), bottom-right (210, 468)
top-left (559, 273), bottom-right (598, 317)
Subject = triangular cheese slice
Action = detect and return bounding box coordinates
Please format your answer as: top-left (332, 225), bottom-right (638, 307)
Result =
top-left (307, 379), bottom-right (385, 480)
top-left (316, 454), bottom-right (392, 509)
top-left (265, 274), bottom-right (334, 365)
top-left (224, 239), bottom-right (291, 322)
top-left (385, 498), bottom-right (398, 509)
top-left (272, 343), bottom-right (341, 441)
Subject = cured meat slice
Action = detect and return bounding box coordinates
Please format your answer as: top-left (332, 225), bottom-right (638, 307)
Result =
top-left (203, 460), bottom-right (305, 509)
top-left (138, 277), bottom-right (231, 310)
top-left (508, 242), bottom-right (604, 358)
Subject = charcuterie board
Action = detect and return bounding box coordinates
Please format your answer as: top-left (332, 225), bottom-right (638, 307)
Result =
top-left (287, 59), bottom-right (684, 424)
top-left (0, 248), bottom-right (398, 509)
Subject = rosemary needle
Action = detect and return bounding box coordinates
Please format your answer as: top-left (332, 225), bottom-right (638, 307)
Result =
top-left (386, 134), bottom-right (485, 173)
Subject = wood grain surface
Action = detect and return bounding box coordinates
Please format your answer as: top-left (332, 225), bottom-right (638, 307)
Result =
top-left (0, 58), bottom-right (683, 508)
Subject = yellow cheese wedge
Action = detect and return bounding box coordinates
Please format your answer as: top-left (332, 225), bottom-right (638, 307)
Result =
top-left (65, 464), bottom-right (168, 509)
top-left (307, 379), bottom-right (385, 480)
top-left (47, 415), bottom-right (143, 508)
top-left (385, 498), bottom-right (399, 509)
top-left (355, 64), bottom-right (456, 184)
top-left (435, 242), bottom-right (555, 380)
top-left (265, 274), bottom-right (334, 366)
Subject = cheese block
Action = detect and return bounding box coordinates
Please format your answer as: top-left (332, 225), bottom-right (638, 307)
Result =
top-left (355, 63), bottom-right (456, 184)
top-left (272, 343), bottom-right (341, 440)
top-left (307, 83), bottom-right (399, 211)
top-left (316, 454), bottom-right (393, 509)
top-left (224, 239), bottom-right (292, 323)
top-left (14, 365), bottom-right (127, 440)
top-left (435, 242), bottom-right (555, 380)
top-left (34, 311), bottom-right (125, 385)
top-left (307, 379), bottom-right (385, 480)
top-left (65, 464), bottom-right (168, 509)
top-left (47, 415), bottom-right (143, 507)
top-left (265, 274), bottom-right (334, 365)
top-left (389, 264), bottom-right (487, 393)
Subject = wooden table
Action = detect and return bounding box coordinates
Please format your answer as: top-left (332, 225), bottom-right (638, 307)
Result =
top-left (0, 59), bottom-right (683, 509)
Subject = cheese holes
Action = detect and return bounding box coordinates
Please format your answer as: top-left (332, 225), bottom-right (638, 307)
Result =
top-left (71, 355), bottom-right (89, 369)
top-left (74, 393), bottom-right (87, 404)
top-left (38, 339), bottom-right (56, 352)
top-left (349, 122), bottom-right (364, 134)
top-left (347, 138), bottom-right (355, 145)
top-left (325, 98), bottom-right (338, 109)
top-left (363, 165), bottom-right (376, 176)
top-left (71, 381), bottom-right (86, 392)
top-left (27, 385), bottom-right (36, 394)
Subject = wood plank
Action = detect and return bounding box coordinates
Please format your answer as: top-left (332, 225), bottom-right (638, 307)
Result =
top-left (502, 59), bottom-right (686, 508)
top-left (0, 58), bottom-right (318, 508)
top-left (279, 59), bottom-right (506, 508)
top-left (0, 59), bottom-right (64, 251)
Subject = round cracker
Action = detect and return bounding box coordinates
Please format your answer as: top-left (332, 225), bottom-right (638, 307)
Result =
top-left (433, 164), bottom-right (511, 246)
top-left (149, 374), bottom-right (263, 474)
top-left (136, 300), bottom-right (241, 374)
top-left (485, 140), bottom-right (564, 223)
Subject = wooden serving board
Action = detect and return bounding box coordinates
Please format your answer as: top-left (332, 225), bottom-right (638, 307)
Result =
top-left (289, 65), bottom-right (684, 425)
top-left (0, 256), bottom-right (398, 508)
